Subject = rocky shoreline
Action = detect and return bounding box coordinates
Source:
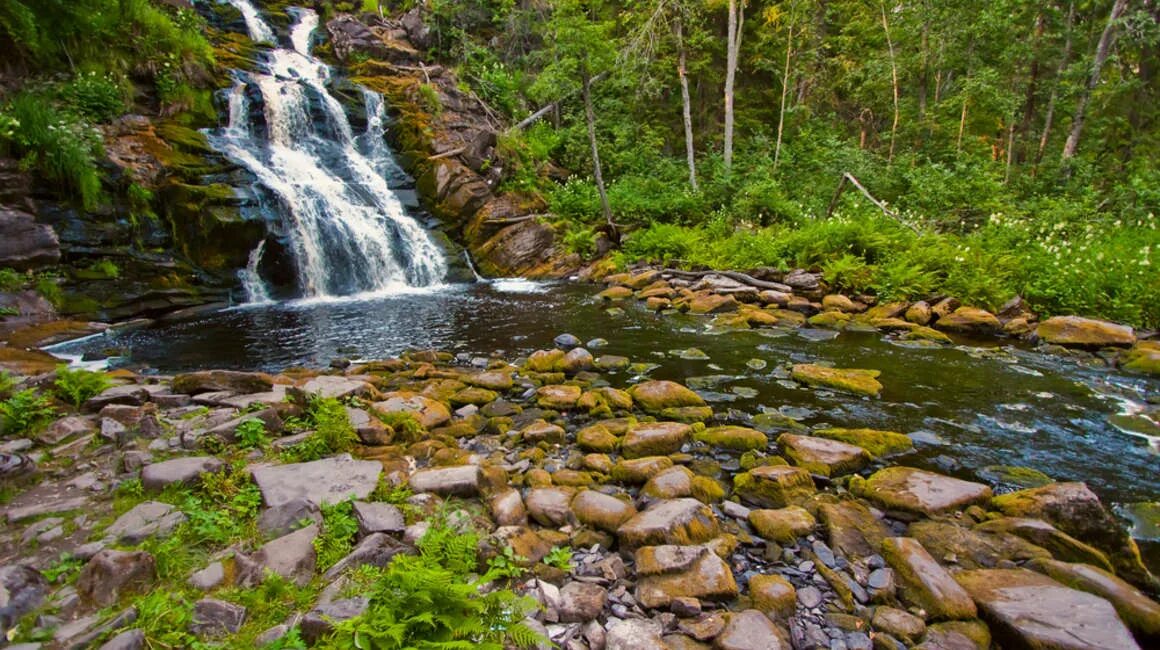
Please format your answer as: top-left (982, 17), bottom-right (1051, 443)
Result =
top-left (1, 299), bottom-right (1158, 648)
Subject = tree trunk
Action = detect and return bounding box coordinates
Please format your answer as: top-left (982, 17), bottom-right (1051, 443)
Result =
top-left (773, 23), bottom-right (794, 170)
top-left (957, 97), bottom-right (968, 152)
top-left (1061, 0), bottom-right (1129, 164)
top-left (881, 1), bottom-right (900, 164)
top-left (582, 68), bottom-right (613, 229)
top-left (723, 0), bottom-right (744, 171)
top-left (675, 19), bottom-right (699, 191)
top-left (1036, 0), bottom-right (1075, 166)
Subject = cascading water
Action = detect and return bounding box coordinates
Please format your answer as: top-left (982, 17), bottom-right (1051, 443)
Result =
top-left (210, 0), bottom-right (447, 301)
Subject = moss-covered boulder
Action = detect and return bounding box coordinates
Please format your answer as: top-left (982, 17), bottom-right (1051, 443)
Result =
top-left (908, 520), bottom-right (1052, 570)
top-left (571, 490), bottom-right (637, 533)
top-left (855, 466), bottom-right (991, 516)
top-left (526, 349), bottom-right (565, 372)
top-left (777, 434), bottom-right (870, 477)
top-left (628, 380), bottom-right (706, 413)
top-left (616, 498), bottom-right (720, 549)
top-left (641, 466), bottom-right (694, 499)
top-left (534, 385), bottom-right (582, 409)
top-left (791, 364), bottom-right (883, 397)
top-left (1037, 315), bottom-right (1136, 348)
top-left (611, 456), bottom-right (674, 484)
top-left (934, 306), bottom-right (1002, 335)
top-left (634, 545), bottom-right (739, 609)
top-left (811, 427), bottom-right (913, 458)
top-left (817, 500), bottom-right (891, 562)
top-left (807, 311), bottom-right (851, 329)
top-left (597, 285), bottom-right (633, 301)
top-left (621, 421), bottom-right (692, 459)
top-left (975, 518), bottom-right (1112, 572)
top-left (881, 536), bottom-right (978, 621)
top-left (373, 391), bottom-right (451, 429)
top-left (686, 292), bottom-right (739, 314)
top-left (1122, 341), bottom-right (1160, 376)
top-left (694, 426), bottom-right (768, 451)
top-left (733, 465), bottom-right (816, 509)
top-left (576, 423), bottom-right (619, 452)
top-left (748, 506), bottom-right (816, 544)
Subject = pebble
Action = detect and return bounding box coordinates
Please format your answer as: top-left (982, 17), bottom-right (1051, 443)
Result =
top-left (798, 585), bottom-right (823, 608)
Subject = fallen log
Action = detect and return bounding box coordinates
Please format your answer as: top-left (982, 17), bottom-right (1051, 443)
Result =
top-left (661, 268), bottom-right (793, 293)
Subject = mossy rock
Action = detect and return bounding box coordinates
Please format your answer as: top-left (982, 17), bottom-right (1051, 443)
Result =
top-left (791, 364), bottom-right (883, 397)
top-left (900, 325), bottom-right (952, 344)
top-left (749, 506), bottom-right (816, 544)
top-left (659, 406), bottom-right (714, 422)
top-left (733, 465), bottom-right (816, 509)
top-left (628, 380), bottom-right (706, 412)
top-left (526, 349), bottom-right (565, 373)
top-left (1121, 341), bottom-right (1160, 376)
top-left (576, 423), bottom-right (619, 452)
top-left (695, 426), bottom-right (768, 451)
top-left (976, 465), bottom-right (1054, 490)
top-left (812, 427), bottom-right (913, 458)
top-left (691, 475), bottom-right (726, 503)
top-left (807, 311), bottom-right (851, 329)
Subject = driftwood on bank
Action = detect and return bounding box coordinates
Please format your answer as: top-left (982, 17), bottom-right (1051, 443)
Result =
top-left (826, 172), bottom-right (920, 234)
top-left (661, 268), bottom-right (793, 293)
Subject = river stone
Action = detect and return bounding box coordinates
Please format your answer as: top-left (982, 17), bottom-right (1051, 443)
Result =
top-left (909, 520), bottom-right (1051, 570)
top-left (733, 465), bottom-right (816, 509)
top-left (1029, 558), bottom-right (1160, 643)
top-left (352, 501), bottom-right (405, 536)
top-left (488, 488), bottom-right (527, 526)
top-left (857, 466), bottom-right (991, 516)
top-left (811, 427), bottom-right (913, 457)
top-left (611, 456), bottom-right (674, 484)
top-left (1122, 341), bottom-right (1160, 376)
top-left (881, 537), bottom-right (977, 621)
top-left (778, 434), bottom-right (870, 476)
top-left (105, 501), bottom-right (186, 544)
top-left (749, 506), bottom-right (816, 544)
top-left (571, 490), bottom-right (636, 532)
top-left (598, 285), bottom-right (633, 300)
top-left (956, 568), bottom-right (1140, 650)
top-left (560, 347), bottom-right (595, 373)
top-left (1036, 315), bottom-right (1136, 348)
top-left (190, 598), bottom-right (246, 638)
top-left (465, 370), bottom-right (513, 391)
top-left (817, 500), bottom-right (891, 561)
top-left (627, 380), bottom-right (706, 413)
top-left (790, 364), bottom-right (882, 397)
top-left (992, 482), bottom-right (1156, 589)
top-left (235, 524), bottom-right (318, 587)
top-left (527, 349), bottom-right (566, 372)
top-left (871, 606), bottom-right (926, 644)
top-left (558, 582), bottom-right (607, 623)
top-left (934, 307), bottom-right (1002, 335)
top-left (525, 487), bottom-right (575, 527)
top-left (172, 370), bottom-right (273, 395)
top-left (535, 384), bottom-right (582, 409)
top-left (621, 421), bottom-right (692, 458)
top-left (253, 456), bottom-right (381, 507)
top-left (715, 610), bottom-right (790, 650)
top-left (617, 498), bottom-right (720, 549)
top-left (635, 545), bottom-right (738, 608)
top-left (76, 550), bottom-right (156, 607)
top-left (750, 574), bottom-right (796, 620)
top-left (641, 465), bottom-right (694, 499)
top-left (577, 423), bottom-right (619, 452)
top-left (298, 375), bottom-right (374, 400)
top-left (975, 517), bottom-right (1112, 572)
top-left (687, 292), bottom-right (739, 314)
top-left (520, 419), bottom-right (565, 444)
top-left (141, 456), bottom-right (225, 492)
top-left (694, 425), bottom-right (767, 451)
top-left (605, 618), bottom-right (667, 650)
top-left (409, 465), bottom-right (481, 497)
top-left (373, 391), bottom-right (451, 428)
top-left (490, 526), bottom-right (552, 565)
top-left (905, 301), bottom-right (933, 325)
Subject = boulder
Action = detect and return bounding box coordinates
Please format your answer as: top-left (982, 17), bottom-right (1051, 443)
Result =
top-left (933, 307), bottom-right (1001, 335)
top-left (750, 574), bottom-right (796, 620)
top-left (300, 597), bottom-right (369, 645)
top-left (881, 537), bottom-right (977, 621)
top-left (76, 550), bottom-right (156, 606)
top-left (611, 456), bottom-right (674, 484)
top-left (908, 520), bottom-right (1051, 570)
top-left (617, 498), bottom-right (720, 549)
top-left (190, 598), bottom-right (246, 638)
top-left (520, 419), bottom-right (565, 444)
top-left (872, 606), bottom-right (926, 645)
top-left (790, 364), bottom-right (882, 397)
top-left (1029, 558), bottom-right (1160, 644)
top-left (488, 488), bottom-right (527, 526)
top-left (235, 524), bottom-right (318, 587)
top-left (733, 465), bottom-right (815, 509)
top-left (571, 490), bottom-right (637, 533)
top-left (641, 465), bottom-right (694, 499)
top-left (634, 545), bottom-right (739, 609)
top-left (975, 517), bottom-right (1112, 572)
top-left (171, 370), bottom-right (273, 395)
top-left (748, 506), bottom-right (816, 544)
top-left (105, 501), bottom-right (186, 544)
top-left (955, 568), bottom-right (1140, 650)
top-left (778, 434), bottom-right (870, 477)
top-left (409, 465), bottom-right (482, 497)
top-left (628, 380), bottom-right (706, 413)
top-left (557, 582), bottom-right (607, 623)
top-left (141, 456), bottom-right (224, 492)
top-left (817, 500), bottom-right (891, 562)
top-left (1122, 341), bottom-right (1160, 376)
top-left (605, 619), bottom-right (667, 650)
top-left (0, 208), bottom-right (59, 270)
top-left (351, 501), bottom-right (405, 536)
top-left (99, 629), bottom-right (145, 650)
top-left (621, 421), bottom-right (692, 458)
top-left (905, 301), bottom-right (932, 325)
top-left (1037, 315), bottom-right (1136, 348)
top-left (992, 482), bottom-right (1156, 589)
top-left (323, 532), bottom-right (410, 581)
top-left (694, 426), bottom-right (768, 452)
top-left (298, 375), bottom-right (375, 400)
top-left (257, 497), bottom-right (322, 539)
top-left (686, 293), bottom-right (739, 314)
top-left (811, 427), bottom-right (913, 457)
top-left (252, 456), bottom-right (381, 507)
top-left (857, 467), bottom-right (991, 516)
top-left (373, 392), bottom-right (451, 428)
top-left (714, 609), bottom-right (791, 650)
top-left (534, 385), bottom-right (582, 409)
top-left (577, 423), bottom-right (619, 452)
top-left (525, 487), bottom-right (575, 527)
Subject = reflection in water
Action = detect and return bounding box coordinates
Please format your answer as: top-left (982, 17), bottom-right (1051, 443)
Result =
top-left (50, 281), bottom-right (1160, 564)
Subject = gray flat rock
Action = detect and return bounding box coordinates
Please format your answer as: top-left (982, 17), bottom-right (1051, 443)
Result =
top-left (252, 455), bottom-right (381, 508)
top-left (105, 501), bottom-right (186, 544)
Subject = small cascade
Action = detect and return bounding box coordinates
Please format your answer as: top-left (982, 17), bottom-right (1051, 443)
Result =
top-left (210, 0), bottom-right (448, 300)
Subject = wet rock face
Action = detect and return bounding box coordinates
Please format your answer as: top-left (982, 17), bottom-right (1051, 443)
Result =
top-left (0, 208), bottom-right (60, 270)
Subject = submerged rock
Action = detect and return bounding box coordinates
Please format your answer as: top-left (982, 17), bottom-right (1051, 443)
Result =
top-left (790, 364), bottom-right (883, 397)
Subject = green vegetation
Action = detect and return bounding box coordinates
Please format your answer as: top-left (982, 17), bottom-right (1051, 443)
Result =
top-left (236, 418), bottom-right (270, 450)
top-left (0, 388), bottom-right (56, 435)
top-left (411, 0), bottom-right (1160, 327)
top-left (314, 500), bottom-right (359, 570)
top-left (53, 365), bottom-right (110, 408)
top-left (281, 397), bottom-right (358, 462)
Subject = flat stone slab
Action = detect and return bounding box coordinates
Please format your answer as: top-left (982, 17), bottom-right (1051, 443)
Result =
top-left (252, 455), bottom-right (381, 508)
top-left (778, 434), bottom-right (870, 477)
top-left (956, 568), bottom-right (1140, 650)
top-left (352, 501), bottom-right (405, 536)
top-left (105, 501), bottom-right (187, 544)
top-left (858, 466), bottom-right (991, 515)
top-left (408, 465), bottom-right (481, 497)
top-left (141, 456), bottom-right (225, 492)
top-left (298, 375), bottom-right (375, 400)
top-left (881, 537), bottom-right (977, 621)
top-left (617, 498), bottom-right (720, 549)
top-left (6, 496), bottom-right (91, 523)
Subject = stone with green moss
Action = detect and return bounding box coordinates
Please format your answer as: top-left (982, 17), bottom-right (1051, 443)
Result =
top-left (812, 427), bottom-right (913, 458)
top-left (695, 425), bottom-right (768, 451)
top-left (807, 311), bottom-right (851, 330)
top-left (791, 364), bottom-right (883, 397)
top-left (976, 465), bottom-right (1054, 489)
top-left (777, 434), bottom-right (871, 477)
top-left (628, 380), bottom-right (706, 413)
top-left (733, 465), bottom-right (816, 509)
top-left (691, 475), bottom-right (726, 503)
top-left (576, 423), bottom-right (619, 453)
top-left (1122, 341), bottom-right (1160, 376)
top-left (748, 506), bottom-right (816, 543)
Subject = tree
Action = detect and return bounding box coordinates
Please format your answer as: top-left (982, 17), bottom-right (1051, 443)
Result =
top-left (722, 0), bottom-right (745, 171)
top-left (1061, 0), bottom-right (1130, 164)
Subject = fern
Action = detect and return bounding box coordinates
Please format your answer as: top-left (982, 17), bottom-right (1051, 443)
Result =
top-left (53, 365), bottom-right (110, 407)
top-left (315, 500), bottom-right (359, 570)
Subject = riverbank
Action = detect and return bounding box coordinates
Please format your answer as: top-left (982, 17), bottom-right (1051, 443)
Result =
top-left (1, 318), bottom-right (1159, 647)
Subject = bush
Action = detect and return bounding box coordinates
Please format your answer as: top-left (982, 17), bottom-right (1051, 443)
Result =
top-left (53, 366), bottom-right (111, 408)
top-left (0, 93), bottom-right (103, 209)
top-left (0, 389), bottom-right (56, 435)
top-left (59, 71), bottom-right (128, 122)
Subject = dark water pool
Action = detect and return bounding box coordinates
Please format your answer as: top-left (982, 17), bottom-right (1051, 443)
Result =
top-left (50, 279), bottom-right (1160, 563)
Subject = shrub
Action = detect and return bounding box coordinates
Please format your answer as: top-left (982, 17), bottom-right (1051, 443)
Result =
top-left (59, 71), bottom-right (127, 122)
top-left (0, 389), bottom-right (56, 435)
top-left (0, 93), bottom-right (103, 209)
top-left (53, 366), bottom-right (111, 407)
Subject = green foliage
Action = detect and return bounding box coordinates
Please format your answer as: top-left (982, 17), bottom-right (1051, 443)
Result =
top-left (0, 268), bottom-right (24, 291)
top-left (418, 83), bottom-right (444, 116)
top-left (375, 410), bottom-right (424, 442)
top-left (312, 396), bottom-right (358, 453)
top-left (0, 93), bottom-right (103, 209)
top-left (59, 71), bottom-right (128, 122)
top-left (177, 464), bottom-right (262, 547)
top-left (486, 545), bottom-right (527, 580)
top-left (561, 224), bottom-right (597, 258)
top-left (0, 389), bottom-right (56, 435)
top-left (236, 418), bottom-right (269, 450)
top-left (0, 372), bottom-right (16, 399)
top-left (41, 553), bottom-right (83, 584)
top-left (132, 589), bottom-right (198, 648)
top-left (325, 520), bottom-right (544, 649)
top-left (370, 479), bottom-right (413, 506)
top-left (315, 500), bottom-right (359, 570)
top-left (543, 546), bottom-right (573, 572)
top-left (34, 272), bottom-right (63, 306)
top-left (52, 365), bottom-right (110, 407)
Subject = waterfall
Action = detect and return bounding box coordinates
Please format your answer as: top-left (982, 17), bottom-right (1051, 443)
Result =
top-left (210, 0), bottom-right (448, 300)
